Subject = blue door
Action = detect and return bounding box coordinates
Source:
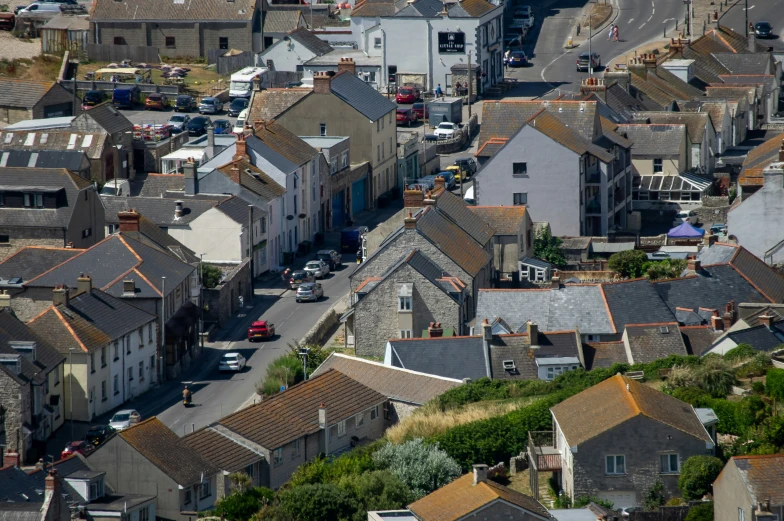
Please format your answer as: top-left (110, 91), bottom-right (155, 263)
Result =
top-left (351, 177), bottom-right (366, 216)
top-left (332, 190), bottom-right (345, 229)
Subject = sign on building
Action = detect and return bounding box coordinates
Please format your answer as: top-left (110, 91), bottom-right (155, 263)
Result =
top-left (438, 32), bottom-right (465, 53)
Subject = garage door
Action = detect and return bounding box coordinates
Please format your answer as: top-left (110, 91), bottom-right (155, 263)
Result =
top-left (597, 491), bottom-right (637, 509)
top-left (43, 102), bottom-right (72, 118)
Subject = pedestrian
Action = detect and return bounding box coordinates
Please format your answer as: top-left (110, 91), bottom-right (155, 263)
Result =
top-left (504, 49), bottom-right (511, 69)
top-left (435, 83), bottom-right (443, 99)
top-left (238, 295), bottom-right (244, 308)
top-left (455, 81), bottom-right (462, 96)
top-left (608, 24), bottom-right (614, 40)
top-left (613, 25), bottom-right (619, 42)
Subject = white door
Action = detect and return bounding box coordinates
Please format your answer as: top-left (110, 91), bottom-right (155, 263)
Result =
top-left (598, 491), bottom-right (637, 509)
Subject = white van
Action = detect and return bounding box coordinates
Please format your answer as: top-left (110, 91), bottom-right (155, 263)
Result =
top-left (233, 108), bottom-right (248, 134)
top-left (101, 179), bottom-right (131, 197)
top-left (18, 3), bottom-right (62, 14)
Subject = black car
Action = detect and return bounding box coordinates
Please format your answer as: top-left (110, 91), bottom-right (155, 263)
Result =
top-left (85, 425), bottom-right (114, 447)
top-left (754, 21), bottom-right (773, 38)
top-left (228, 98), bottom-right (248, 117)
top-left (81, 90), bottom-right (105, 109)
top-left (175, 95), bottom-right (198, 112)
top-left (186, 116), bottom-right (212, 136)
top-left (316, 249), bottom-right (342, 270)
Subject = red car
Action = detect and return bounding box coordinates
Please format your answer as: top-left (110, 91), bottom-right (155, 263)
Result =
top-left (61, 440), bottom-right (93, 459)
top-left (248, 320), bottom-right (275, 341)
top-left (396, 108), bottom-right (418, 126)
top-left (412, 102), bottom-right (429, 120)
top-left (395, 86), bottom-right (420, 104)
top-left (145, 93), bottom-right (169, 111)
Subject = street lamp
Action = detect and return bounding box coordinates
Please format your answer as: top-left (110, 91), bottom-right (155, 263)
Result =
top-left (69, 347), bottom-right (75, 440)
top-left (298, 347), bottom-right (311, 380)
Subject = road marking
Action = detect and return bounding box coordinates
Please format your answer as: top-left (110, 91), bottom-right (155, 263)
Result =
top-left (651, 8), bottom-right (655, 14)
top-left (540, 50), bottom-right (570, 90)
top-left (639, 22), bottom-right (646, 28)
top-left (662, 18), bottom-right (674, 23)
top-left (647, 14), bottom-right (653, 21)
top-left (744, 4), bottom-right (754, 9)
top-left (628, 18), bottom-right (634, 23)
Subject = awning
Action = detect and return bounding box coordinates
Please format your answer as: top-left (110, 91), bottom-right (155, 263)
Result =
top-left (668, 222), bottom-right (705, 238)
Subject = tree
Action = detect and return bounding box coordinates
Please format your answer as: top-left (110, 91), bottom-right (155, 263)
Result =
top-left (696, 356), bottom-right (736, 397)
top-left (276, 483), bottom-right (355, 521)
top-left (678, 456), bottom-right (724, 500)
top-left (684, 502), bottom-right (714, 521)
top-left (213, 486), bottom-right (274, 521)
top-left (644, 481), bottom-right (666, 510)
top-left (608, 249), bottom-right (648, 278)
top-left (533, 228), bottom-right (566, 268)
top-left (338, 470), bottom-right (414, 521)
top-left (200, 263), bottom-right (223, 289)
top-left (373, 439), bottom-right (462, 499)
top-left (645, 259), bottom-right (687, 280)
top-left (256, 355), bottom-right (304, 396)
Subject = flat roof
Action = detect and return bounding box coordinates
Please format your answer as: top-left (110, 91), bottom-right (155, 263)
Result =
top-left (161, 148), bottom-right (207, 161)
top-left (306, 49), bottom-right (382, 66)
top-left (299, 136), bottom-right (349, 148)
top-left (3, 117), bottom-right (75, 131)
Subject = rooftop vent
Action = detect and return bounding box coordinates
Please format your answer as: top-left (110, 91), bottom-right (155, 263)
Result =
top-left (659, 326), bottom-right (670, 334)
top-left (503, 360), bottom-right (516, 371)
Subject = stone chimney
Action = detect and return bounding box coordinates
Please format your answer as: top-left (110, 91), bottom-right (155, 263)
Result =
top-left (723, 301), bottom-right (736, 330)
top-left (711, 314), bottom-right (724, 331)
top-left (628, 57), bottom-right (647, 80)
top-left (605, 68), bottom-right (631, 93)
top-left (434, 176), bottom-right (446, 192)
top-left (0, 290), bottom-right (10, 308)
top-left (337, 57), bottom-right (356, 76)
top-left (579, 77), bottom-right (607, 101)
top-left (76, 274), bottom-right (92, 294)
top-left (313, 72), bottom-right (332, 95)
top-left (703, 232), bottom-right (716, 247)
top-left (428, 322), bottom-right (443, 338)
top-left (527, 320), bottom-right (539, 346)
top-left (423, 190), bottom-right (436, 207)
top-left (481, 318), bottom-right (492, 342)
top-left (687, 258), bottom-right (701, 273)
top-left (3, 450), bottom-right (20, 468)
top-left (762, 162), bottom-right (784, 193)
top-left (234, 132), bottom-right (248, 161)
top-left (117, 210), bottom-right (140, 232)
top-left (472, 464), bottom-right (488, 485)
top-left (551, 275), bottom-right (561, 289)
top-left (123, 279), bottom-right (135, 297)
top-left (184, 157), bottom-right (199, 195)
top-left (404, 212), bottom-right (417, 230)
top-left (759, 314), bottom-right (774, 330)
top-left (45, 469), bottom-right (62, 521)
top-left (404, 187), bottom-right (425, 209)
top-left (53, 285), bottom-right (69, 307)
top-left (175, 200), bottom-right (184, 219)
top-left (642, 53), bottom-right (657, 70)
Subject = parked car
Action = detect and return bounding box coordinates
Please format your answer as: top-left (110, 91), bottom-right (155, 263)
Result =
top-left (81, 90), bottom-right (105, 110)
top-left (673, 210), bottom-right (698, 226)
top-left (316, 249), bottom-right (342, 270)
top-left (304, 260), bottom-right (330, 279)
top-left (511, 10), bottom-right (534, 28)
top-left (507, 51), bottom-right (528, 67)
top-left (396, 86), bottom-right (420, 104)
top-left (167, 114), bottom-right (190, 133)
top-left (175, 95), bottom-right (198, 112)
top-left (710, 222), bottom-right (727, 235)
top-left (233, 108), bottom-right (248, 134)
top-left (289, 270), bottom-right (315, 289)
top-left (416, 175), bottom-right (438, 190)
top-left (396, 108), bottom-right (418, 126)
top-left (199, 97), bottom-right (223, 115)
top-left (0, 12), bottom-right (15, 29)
top-left (186, 116), bottom-right (212, 136)
top-left (577, 52), bottom-right (601, 72)
top-left (434, 122), bottom-right (458, 139)
top-left (213, 119), bottom-right (232, 134)
top-left (61, 440), bottom-right (93, 459)
top-left (109, 410), bottom-right (140, 431)
top-left (112, 86), bottom-right (140, 109)
top-left (754, 21), bottom-right (773, 38)
top-left (228, 97), bottom-right (249, 117)
top-left (445, 164), bottom-right (468, 185)
top-left (504, 33), bottom-right (523, 51)
top-left (296, 282), bottom-right (324, 303)
top-left (17, 3), bottom-right (62, 14)
top-left (85, 425), bottom-right (114, 447)
top-left (145, 93), bottom-right (169, 110)
top-left (437, 171), bottom-right (456, 190)
top-left (412, 102), bottom-right (429, 120)
top-left (454, 157), bottom-right (477, 176)
top-left (219, 352), bottom-right (246, 372)
top-left (247, 320), bottom-right (275, 341)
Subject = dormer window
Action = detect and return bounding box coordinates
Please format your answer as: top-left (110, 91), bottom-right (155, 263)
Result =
top-left (23, 193), bottom-right (43, 208)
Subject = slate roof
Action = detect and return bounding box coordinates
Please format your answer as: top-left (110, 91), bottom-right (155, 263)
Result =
top-left (468, 206), bottom-right (527, 235)
top-left (0, 308), bottom-right (64, 385)
top-left (0, 246), bottom-right (81, 282)
top-left (599, 117), bottom-right (634, 148)
top-left (288, 27), bottom-right (333, 55)
top-left (249, 121), bottom-right (317, 167)
top-left (408, 473), bottom-right (552, 521)
top-left (669, 46), bottom-right (731, 86)
top-left (615, 124), bottom-right (685, 157)
top-left (248, 88), bottom-right (312, 123)
top-left (394, 0), bottom-right (442, 17)
top-left (101, 196), bottom-right (219, 226)
top-left (433, 189), bottom-right (494, 245)
top-left (489, 332), bottom-right (582, 380)
top-left (447, 0), bottom-right (498, 17)
top-left (137, 174), bottom-right (185, 197)
top-left (329, 71), bottom-right (397, 122)
top-left (705, 85), bottom-right (757, 105)
top-left (631, 112), bottom-right (710, 144)
top-left (729, 453), bottom-right (784, 505)
top-left (215, 157), bottom-right (287, 201)
top-left (605, 82), bottom-right (647, 118)
top-left (218, 369), bottom-right (386, 450)
top-left (582, 341), bottom-right (628, 369)
top-left (182, 427), bottom-right (263, 472)
top-left (0, 150), bottom-right (91, 172)
top-left (529, 110), bottom-right (613, 163)
top-left (601, 279), bottom-right (677, 331)
top-left (630, 74), bottom-right (678, 110)
top-left (677, 100), bottom-right (728, 134)
top-left (28, 286), bottom-right (156, 353)
top-left (117, 418), bottom-right (219, 486)
top-left (624, 322), bottom-right (688, 364)
top-left (76, 103), bottom-right (134, 136)
top-left (263, 10), bottom-right (301, 35)
top-left (728, 247), bottom-right (784, 303)
top-left (476, 286), bottom-right (615, 335)
top-left (351, 0), bottom-right (399, 17)
top-left (214, 195), bottom-right (263, 224)
top-left (0, 80), bottom-right (60, 109)
top-left (0, 167), bottom-right (93, 229)
top-left (415, 206), bottom-right (491, 277)
top-left (121, 215), bottom-right (200, 265)
top-left (91, 0), bottom-right (258, 21)
top-left (711, 53), bottom-right (772, 75)
top-left (725, 321), bottom-right (784, 352)
top-left (26, 234), bottom-right (195, 299)
top-left (387, 336), bottom-right (486, 380)
top-left (312, 352), bottom-right (462, 405)
top-left (691, 25), bottom-right (766, 54)
top-left (551, 374), bottom-right (713, 447)
top-left (0, 130), bottom-right (106, 160)
top-left (680, 325), bottom-right (723, 356)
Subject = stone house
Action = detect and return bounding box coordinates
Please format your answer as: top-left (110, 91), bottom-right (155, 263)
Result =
top-left (90, 0), bottom-right (263, 58)
top-left (0, 167), bottom-right (105, 263)
top-left (87, 418), bottom-right (220, 521)
top-left (205, 369), bottom-right (388, 490)
top-left (0, 306), bottom-right (65, 465)
top-left (535, 375), bottom-right (714, 508)
top-left (27, 276), bottom-right (158, 422)
top-left (0, 467), bottom-right (72, 521)
top-left (629, 112), bottom-right (717, 175)
top-left (468, 206), bottom-right (533, 283)
top-left (475, 100), bottom-right (633, 237)
top-left (0, 80), bottom-right (75, 125)
top-left (713, 453), bottom-right (784, 521)
top-left (407, 465), bottom-right (552, 521)
top-left (678, 100), bottom-right (733, 154)
top-left (256, 26), bottom-right (333, 72)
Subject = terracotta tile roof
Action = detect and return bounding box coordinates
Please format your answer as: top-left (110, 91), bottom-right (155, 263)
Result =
top-left (468, 206), bottom-right (527, 235)
top-left (624, 322), bottom-right (688, 364)
top-left (738, 169), bottom-right (765, 187)
top-left (690, 26), bottom-right (761, 54)
top-left (91, 0), bottom-right (258, 21)
top-left (217, 369), bottom-right (386, 450)
top-left (408, 473), bottom-right (552, 521)
top-left (742, 131), bottom-right (784, 169)
top-left (730, 453), bottom-right (784, 505)
top-left (311, 353), bottom-right (462, 405)
top-left (551, 374), bottom-right (713, 447)
top-left (729, 246), bottom-right (784, 303)
top-left (249, 120), bottom-right (318, 167)
top-left (182, 427), bottom-right (263, 473)
top-left (582, 341), bottom-right (628, 369)
top-left (118, 418), bottom-right (219, 486)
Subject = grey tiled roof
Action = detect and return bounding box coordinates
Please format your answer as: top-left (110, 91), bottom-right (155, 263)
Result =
top-left (697, 243), bottom-right (738, 265)
top-left (601, 279), bottom-right (677, 332)
top-left (726, 321), bottom-right (784, 352)
top-left (490, 332), bottom-right (581, 380)
top-left (288, 27), bottom-right (333, 55)
top-left (101, 196), bottom-right (219, 226)
top-left (729, 246), bottom-right (784, 303)
top-left (329, 71), bottom-right (397, 122)
top-left (92, 0), bottom-right (258, 21)
top-left (0, 80), bottom-right (61, 109)
top-left (680, 326), bottom-right (723, 356)
top-left (416, 206), bottom-right (491, 277)
top-left (582, 341), bottom-right (628, 369)
top-left (394, 0), bottom-right (441, 17)
top-left (248, 88), bottom-right (312, 123)
top-left (605, 83), bottom-right (647, 119)
top-left (631, 112), bottom-right (710, 144)
top-left (616, 124), bottom-right (685, 157)
top-left (624, 323), bottom-right (688, 364)
top-left (0, 308), bottom-right (64, 385)
top-left (476, 286), bottom-right (615, 335)
top-left (215, 195), bottom-right (263, 224)
top-left (0, 150), bottom-right (90, 172)
top-left (0, 247), bottom-right (81, 281)
top-left (434, 190), bottom-right (494, 245)
top-left (75, 103), bottom-right (134, 136)
top-left (387, 336), bottom-right (487, 380)
top-left (263, 10), bottom-right (302, 35)
top-left (711, 53), bottom-right (772, 75)
top-left (137, 174), bottom-right (185, 197)
top-left (447, 0), bottom-right (498, 17)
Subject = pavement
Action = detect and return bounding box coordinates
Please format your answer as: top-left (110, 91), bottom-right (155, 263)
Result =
top-left (45, 203), bottom-right (403, 456)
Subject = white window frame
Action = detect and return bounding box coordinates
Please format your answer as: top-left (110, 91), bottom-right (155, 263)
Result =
top-left (606, 454), bottom-right (626, 475)
top-left (659, 453), bottom-right (679, 474)
top-left (337, 419), bottom-right (346, 437)
top-left (738, 508), bottom-right (744, 521)
top-left (370, 405), bottom-right (379, 420)
top-left (398, 296), bottom-right (412, 311)
top-left (355, 412), bottom-right (364, 428)
top-left (374, 37), bottom-right (382, 48)
top-left (399, 329), bottom-right (413, 338)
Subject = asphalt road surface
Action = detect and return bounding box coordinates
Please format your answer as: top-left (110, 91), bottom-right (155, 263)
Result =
top-left (719, 0), bottom-right (784, 51)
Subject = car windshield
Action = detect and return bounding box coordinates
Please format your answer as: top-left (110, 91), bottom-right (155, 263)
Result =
top-left (202, 99), bottom-right (215, 105)
top-left (169, 115), bottom-right (186, 122)
top-left (299, 284), bottom-right (313, 291)
top-left (757, 22), bottom-right (771, 29)
top-left (148, 94), bottom-right (161, 100)
top-left (292, 271), bottom-right (307, 278)
top-left (84, 92), bottom-right (101, 101)
top-left (399, 88), bottom-right (412, 94)
top-left (177, 96), bottom-right (191, 103)
top-left (222, 354), bottom-right (238, 360)
top-left (231, 99), bottom-right (248, 108)
top-left (111, 413), bottom-right (130, 422)
top-left (438, 123), bottom-right (453, 129)
top-left (305, 262), bottom-right (320, 268)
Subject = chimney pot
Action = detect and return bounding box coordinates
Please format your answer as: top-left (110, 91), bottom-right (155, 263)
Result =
top-left (472, 464), bottom-right (488, 485)
top-left (711, 315), bottom-right (724, 331)
top-left (53, 285), bottom-right (69, 307)
top-left (175, 200), bottom-right (184, 219)
top-left (337, 57), bottom-right (356, 76)
top-left (551, 275), bottom-right (561, 289)
top-left (404, 188), bottom-right (425, 209)
top-left (76, 274), bottom-right (92, 294)
top-left (434, 176), bottom-right (446, 192)
top-left (313, 72), bottom-right (332, 95)
top-left (0, 289), bottom-right (10, 308)
top-left (45, 469), bottom-right (62, 521)
top-left (428, 321), bottom-right (443, 338)
top-left (404, 211), bottom-right (417, 229)
top-left (233, 133), bottom-right (248, 161)
top-left (687, 258), bottom-right (701, 273)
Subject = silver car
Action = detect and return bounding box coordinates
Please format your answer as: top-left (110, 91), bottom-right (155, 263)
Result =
top-left (296, 282), bottom-right (323, 303)
top-left (109, 409), bottom-right (140, 431)
top-left (218, 352), bottom-right (246, 372)
top-left (199, 97), bottom-right (223, 115)
top-left (167, 114), bottom-right (190, 133)
top-left (304, 259), bottom-right (330, 279)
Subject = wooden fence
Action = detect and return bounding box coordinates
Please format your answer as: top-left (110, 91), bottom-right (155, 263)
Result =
top-left (87, 43), bottom-right (160, 64)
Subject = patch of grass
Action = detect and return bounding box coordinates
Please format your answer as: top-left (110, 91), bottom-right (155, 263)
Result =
top-left (0, 55), bottom-right (60, 81)
top-left (77, 61), bottom-right (227, 94)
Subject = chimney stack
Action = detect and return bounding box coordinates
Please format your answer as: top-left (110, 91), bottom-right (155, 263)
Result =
top-left (0, 289), bottom-right (10, 308)
top-left (175, 200), bottom-right (184, 219)
top-left (605, 69), bottom-right (631, 93)
top-left (53, 285), bottom-right (69, 307)
top-left (642, 53), bottom-right (657, 70)
top-left (234, 133), bottom-right (248, 161)
top-left (313, 72), bottom-right (332, 95)
top-left (428, 322), bottom-right (443, 338)
top-left (759, 314), bottom-right (774, 330)
top-left (748, 23), bottom-right (756, 52)
top-left (472, 464), bottom-right (488, 485)
top-left (551, 275), bottom-right (561, 289)
top-left (628, 57), bottom-right (647, 80)
top-left (687, 258), bottom-right (701, 273)
top-left (723, 301), bottom-right (736, 330)
top-left (123, 279), bottom-right (136, 296)
top-left (434, 176), bottom-right (446, 192)
top-left (229, 163), bottom-right (242, 185)
top-left (207, 125), bottom-right (215, 150)
top-left (45, 470), bottom-right (62, 521)
top-left (337, 57), bottom-right (356, 76)
top-left (184, 157), bottom-right (199, 195)
top-left (423, 190), bottom-right (436, 206)
top-left (76, 274), bottom-right (92, 294)
top-left (3, 451), bottom-right (20, 468)
top-left (579, 77), bottom-right (607, 101)
top-left (711, 314), bottom-right (724, 331)
top-left (481, 318), bottom-right (492, 341)
top-left (527, 320), bottom-right (539, 346)
top-left (703, 232), bottom-right (716, 247)
top-left (404, 187), bottom-right (425, 209)
top-left (117, 210), bottom-right (141, 232)
top-left (404, 212), bottom-right (417, 229)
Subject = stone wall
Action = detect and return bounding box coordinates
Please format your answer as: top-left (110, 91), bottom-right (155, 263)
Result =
top-left (0, 228), bottom-right (65, 263)
top-left (9, 287), bottom-right (57, 323)
top-left (0, 370), bottom-right (32, 460)
top-left (203, 260), bottom-right (251, 329)
top-left (300, 295), bottom-right (348, 347)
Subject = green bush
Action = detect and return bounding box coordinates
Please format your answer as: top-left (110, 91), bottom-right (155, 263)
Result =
top-left (768, 368), bottom-right (784, 399)
top-left (373, 440), bottom-right (461, 499)
top-left (275, 483), bottom-right (354, 521)
top-left (644, 481), bottom-right (666, 510)
top-left (256, 355), bottom-right (304, 396)
top-left (685, 502), bottom-right (714, 521)
top-left (337, 470), bottom-right (414, 521)
top-left (724, 344), bottom-right (755, 362)
top-left (752, 381), bottom-right (765, 394)
top-left (735, 353), bottom-right (771, 378)
top-left (200, 262), bottom-right (223, 289)
top-left (574, 496), bottom-right (614, 509)
top-left (213, 487), bottom-right (274, 521)
top-left (678, 456), bottom-right (724, 500)
top-left (534, 228), bottom-right (566, 267)
top-left (608, 249), bottom-right (648, 278)
top-left (288, 442), bottom-right (381, 487)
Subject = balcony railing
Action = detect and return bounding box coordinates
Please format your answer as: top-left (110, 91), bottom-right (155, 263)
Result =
top-left (586, 198), bottom-right (601, 214)
top-left (586, 172), bottom-right (601, 184)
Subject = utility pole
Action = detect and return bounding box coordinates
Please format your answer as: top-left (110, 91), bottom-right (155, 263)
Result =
top-left (69, 348), bottom-right (74, 440)
top-left (160, 276), bottom-right (166, 384)
top-left (744, 0), bottom-right (749, 37)
top-left (588, 17), bottom-right (592, 78)
top-left (467, 51), bottom-right (472, 119)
